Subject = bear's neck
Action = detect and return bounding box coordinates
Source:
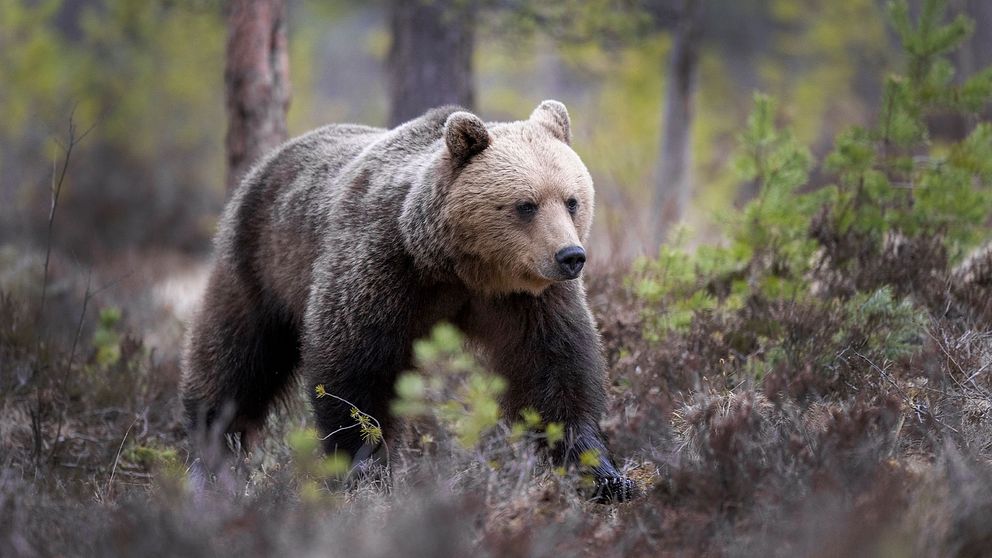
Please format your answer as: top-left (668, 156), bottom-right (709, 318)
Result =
top-left (399, 156), bottom-right (461, 283)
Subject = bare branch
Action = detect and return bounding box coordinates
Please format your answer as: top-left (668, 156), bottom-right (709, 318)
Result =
top-left (38, 109), bottom-right (95, 323)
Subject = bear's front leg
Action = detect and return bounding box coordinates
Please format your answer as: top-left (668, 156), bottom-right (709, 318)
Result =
top-left (301, 273), bottom-right (414, 479)
top-left (560, 422), bottom-right (637, 503)
top-left (461, 282), bottom-right (637, 504)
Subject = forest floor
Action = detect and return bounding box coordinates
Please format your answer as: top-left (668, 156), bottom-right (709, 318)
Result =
top-left (2, 243), bottom-right (992, 558)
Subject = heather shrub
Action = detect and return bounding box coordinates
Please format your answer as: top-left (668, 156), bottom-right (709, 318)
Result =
top-left (632, 0), bottom-right (992, 404)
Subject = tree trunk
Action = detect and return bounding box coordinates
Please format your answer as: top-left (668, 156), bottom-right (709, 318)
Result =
top-left (224, 0), bottom-right (291, 192)
top-left (388, 0), bottom-right (475, 127)
top-left (653, 0), bottom-right (704, 245)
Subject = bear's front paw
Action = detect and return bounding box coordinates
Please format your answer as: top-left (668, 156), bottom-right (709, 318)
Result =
top-left (589, 475), bottom-right (638, 504)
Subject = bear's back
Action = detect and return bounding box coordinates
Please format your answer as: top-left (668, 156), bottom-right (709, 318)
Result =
top-left (215, 107), bottom-right (460, 321)
top-left (217, 123), bottom-right (387, 318)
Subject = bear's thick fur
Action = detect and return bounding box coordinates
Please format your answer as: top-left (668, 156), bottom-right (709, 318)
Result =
top-left (181, 101), bottom-right (634, 502)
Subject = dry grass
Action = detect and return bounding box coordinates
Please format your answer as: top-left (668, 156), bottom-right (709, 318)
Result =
top-left (2, 237), bottom-right (992, 557)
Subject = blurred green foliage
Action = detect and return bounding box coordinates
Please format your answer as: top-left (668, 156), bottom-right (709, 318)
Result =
top-left (820, 0), bottom-right (992, 258)
top-left (0, 0), bottom-right (928, 255)
top-left (91, 306), bottom-right (122, 367)
top-left (0, 0), bottom-right (226, 251)
top-left (475, 0), bottom-right (896, 238)
top-left (633, 0), bottom-right (991, 386)
top-left (394, 323), bottom-right (506, 448)
top-left (396, 324), bottom-right (575, 451)
top-left (122, 443), bottom-right (180, 471)
top-left (286, 426), bottom-right (351, 502)
top-left (0, 0), bottom-right (224, 167)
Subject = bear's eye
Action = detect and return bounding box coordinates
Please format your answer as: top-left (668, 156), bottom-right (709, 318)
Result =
top-left (566, 198), bottom-right (579, 214)
top-left (515, 202), bottom-right (538, 218)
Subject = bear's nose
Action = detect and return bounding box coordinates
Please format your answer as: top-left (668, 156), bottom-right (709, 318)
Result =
top-left (555, 245), bottom-right (586, 279)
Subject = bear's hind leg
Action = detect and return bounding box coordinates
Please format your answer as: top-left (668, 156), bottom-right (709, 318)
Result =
top-left (181, 264), bottom-right (301, 462)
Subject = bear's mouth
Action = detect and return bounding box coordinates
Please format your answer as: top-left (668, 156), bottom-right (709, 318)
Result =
top-left (537, 263), bottom-right (581, 283)
top-left (545, 271), bottom-right (582, 282)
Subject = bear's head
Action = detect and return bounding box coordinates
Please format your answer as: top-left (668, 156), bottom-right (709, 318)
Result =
top-left (441, 100), bottom-right (595, 296)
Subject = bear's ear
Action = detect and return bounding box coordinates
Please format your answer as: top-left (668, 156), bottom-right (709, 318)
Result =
top-left (444, 111), bottom-right (490, 167)
top-left (530, 100), bottom-right (571, 144)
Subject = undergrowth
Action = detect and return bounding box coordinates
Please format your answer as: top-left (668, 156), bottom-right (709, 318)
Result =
top-left (3, 1), bottom-right (992, 556)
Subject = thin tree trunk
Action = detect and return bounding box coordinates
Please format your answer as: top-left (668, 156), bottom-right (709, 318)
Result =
top-left (653, 0), bottom-right (704, 245)
top-left (388, 0), bottom-right (475, 127)
top-left (225, 0), bottom-right (291, 192)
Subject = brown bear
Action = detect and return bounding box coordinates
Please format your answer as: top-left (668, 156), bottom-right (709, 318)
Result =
top-left (181, 100), bottom-right (635, 502)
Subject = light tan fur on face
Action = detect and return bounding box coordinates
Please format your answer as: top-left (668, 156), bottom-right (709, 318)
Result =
top-left (445, 115), bottom-right (595, 296)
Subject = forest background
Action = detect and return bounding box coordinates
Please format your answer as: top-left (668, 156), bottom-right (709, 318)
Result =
top-left (2, 1), bottom-right (992, 556)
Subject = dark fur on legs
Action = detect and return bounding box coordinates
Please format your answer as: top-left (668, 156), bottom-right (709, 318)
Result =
top-left (457, 281), bottom-right (638, 503)
top-left (181, 263), bottom-right (301, 471)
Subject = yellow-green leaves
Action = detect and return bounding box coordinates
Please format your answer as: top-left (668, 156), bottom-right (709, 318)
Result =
top-left (578, 448), bottom-right (602, 469)
top-left (92, 306), bottom-right (123, 368)
top-left (393, 323), bottom-right (506, 449)
top-left (286, 427), bottom-right (351, 503)
top-left (288, 428), bottom-right (350, 478)
top-left (392, 373), bottom-right (428, 417)
top-left (438, 374), bottom-right (506, 448)
top-left (351, 407), bottom-right (383, 445)
top-left (314, 384), bottom-right (384, 447)
top-left (544, 422), bottom-right (565, 446)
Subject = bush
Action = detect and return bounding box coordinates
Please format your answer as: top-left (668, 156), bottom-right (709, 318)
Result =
top-left (632, 0), bottom-right (992, 405)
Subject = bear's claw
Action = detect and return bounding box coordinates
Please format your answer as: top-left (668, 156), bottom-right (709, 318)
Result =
top-left (590, 475), bottom-right (638, 504)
